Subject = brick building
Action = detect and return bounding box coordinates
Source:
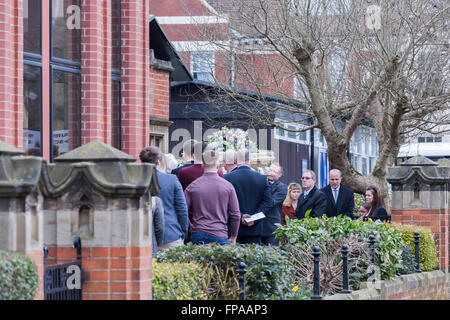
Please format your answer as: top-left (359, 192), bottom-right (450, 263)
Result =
top-left (1, 0), bottom-right (189, 162)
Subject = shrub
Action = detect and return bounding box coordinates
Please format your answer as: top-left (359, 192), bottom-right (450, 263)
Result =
top-left (282, 234), bottom-right (371, 296)
top-left (156, 243), bottom-right (295, 300)
top-left (398, 244), bottom-right (416, 275)
top-left (275, 215), bottom-right (404, 282)
top-left (152, 261), bottom-right (207, 300)
top-left (392, 224), bottom-right (438, 271)
top-left (0, 251), bottom-right (39, 300)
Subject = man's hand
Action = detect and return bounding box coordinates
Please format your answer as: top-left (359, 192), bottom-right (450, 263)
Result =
top-left (228, 236), bottom-right (237, 244)
top-left (241, 214), bottom-right (254, 227)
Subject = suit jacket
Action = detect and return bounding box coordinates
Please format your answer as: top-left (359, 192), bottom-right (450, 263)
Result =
top-left (156, 170), bottom-right (189, 244)
top-left (224, 165), bottom-right (273, 237)
top-left (294, 186), bottom-right (327, 219)
top-left (262, 180), bottom-right (288, 236)
top-left (152, 196), bottom-right (165, 257)
top-left (171, 160), bottom-right (195, 176)
top-left (178, 164), bottom-right (224, 190)
top-left (321, 184), bottom-right (355, 219)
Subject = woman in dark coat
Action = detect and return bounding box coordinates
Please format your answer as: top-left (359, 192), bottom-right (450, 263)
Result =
top-left (365, 185), bottom-right (389, 222)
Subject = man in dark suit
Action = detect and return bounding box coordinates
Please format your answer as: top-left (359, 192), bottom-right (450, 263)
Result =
top-left (294, 170), bottom-right (327, 219)
top-left (225, 149), bottom-right (273, 245)
top-left (321, 169), bottom-right (355, 219)
top-left (171, 139), bottom-right (198, 175)
top-left (262, 163), bottom-right (287, 246)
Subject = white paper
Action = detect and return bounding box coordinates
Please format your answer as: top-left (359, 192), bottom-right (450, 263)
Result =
top-left (244, 212), bottom-right (266, 223)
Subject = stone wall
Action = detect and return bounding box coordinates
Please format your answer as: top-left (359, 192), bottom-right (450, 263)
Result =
top-left (324, 271), bottom-right (449, 300)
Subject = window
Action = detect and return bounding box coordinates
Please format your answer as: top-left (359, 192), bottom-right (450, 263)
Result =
top-left (52, 70), bottom-right (81, 156)
top-left (418, 137), bottom-right (426, 143)
top-left (191, 52), bottom-right (215, 82)
top-left (23, 64), bottom-right (42, 156)
top-left (150, 134), bottom-right (164, 151)
top-left (51, 0), bottom-right (81, 62)
top-left (112, 81), bottom-right (121, 150)
top-left (435, 136), bottom-right (442, 143)
top-left (287, 125), bottom-right (297, 139)
top-left (24, 0), bottom-right (41, 54)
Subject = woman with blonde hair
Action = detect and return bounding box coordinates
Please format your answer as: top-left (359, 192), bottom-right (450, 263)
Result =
top-left (281, 182), bottom-right (302, 225)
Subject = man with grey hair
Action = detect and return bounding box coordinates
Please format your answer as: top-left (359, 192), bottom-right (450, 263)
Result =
top-left (184, 148), bottom-right (241, 245)
top-left (223, 149), bottom-right (237, 173)
top-left (294, 169), bottom-right (327, 219)
top-left (321, 169), bottom-right (355, 219)
top-left (262, 162), bottom-right (287, 246)
top-left (225, 148), bottom-right (273, 245)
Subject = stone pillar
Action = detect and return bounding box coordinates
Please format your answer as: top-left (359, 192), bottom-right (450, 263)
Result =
top-left (387, 156), bottom-right (449, 271)
top-left (40, 140), bottom-right (160, 299)
top-left (0, 141), bottom-right (45, 299)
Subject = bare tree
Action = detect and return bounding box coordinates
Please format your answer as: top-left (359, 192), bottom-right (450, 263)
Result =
top-left (175, 0), bottom-right (450, 203)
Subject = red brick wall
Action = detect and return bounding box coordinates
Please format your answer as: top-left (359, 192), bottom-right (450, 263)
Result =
top-left (0, 0), bottom-right (24, 147)
top-left (46, 246), bottom-right (153, 300)
top-left (392, 208), bottom-right (449, 271)
top-left (149, 68), bottom-right (170, 120)
top-left (120, 0), bottom-right (151, 158)
top-left (27, 251), bottom-right (44, 300)
top-left (81, 0), bottom-right (112, 145)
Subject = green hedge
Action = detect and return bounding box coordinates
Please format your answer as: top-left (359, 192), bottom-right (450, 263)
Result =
top-left (0, 251), bottom-right (39, 300)
top-left (392, 224), bottom-right (438, 271)
top-left (152, 261), bottom-right (207, 300)
top-left (275, 215), bottom-right (404, 280)
top-left (156, 243), bottom-right (296, 300)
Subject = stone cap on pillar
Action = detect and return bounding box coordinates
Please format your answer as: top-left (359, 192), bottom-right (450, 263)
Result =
top-left (388, 155), bottom-right (449, 186)
top-left (0, 140), bottom-right (43, 197)
top-left (40, 141), bottom-right (160, 197)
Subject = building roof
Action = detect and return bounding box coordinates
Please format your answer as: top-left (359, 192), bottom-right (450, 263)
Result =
top-left (149, 15), bottom-right (193, 82)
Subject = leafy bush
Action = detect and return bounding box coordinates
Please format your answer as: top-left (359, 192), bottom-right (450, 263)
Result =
top-left (152, 261), bottom-right (207, 300)
top-left (156, 243), bottom-right (295, 300)
top-left (392, 224), bottom-right (438, 271)
top-left (0, 251), bottom-right (39, 300)
top-left (398, 244), bottom-right (416, 275)
top-left (275, 215), bottom-right (405, 283)
top-left (282, 234), bottom-right (371, 295)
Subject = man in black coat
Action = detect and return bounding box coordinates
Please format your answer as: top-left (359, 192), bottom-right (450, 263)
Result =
top-left (321, 169), bottom-right (355, 219)
top-left (225, 149), bottom-right (273, 245)
top-left (294, 170), bottom-right (327, 219)
top-left (262, 163), bottom-right (287, 246)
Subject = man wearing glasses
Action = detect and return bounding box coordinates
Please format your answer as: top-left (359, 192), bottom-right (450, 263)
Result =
top-left (294, 170), bottom-right (327, 219)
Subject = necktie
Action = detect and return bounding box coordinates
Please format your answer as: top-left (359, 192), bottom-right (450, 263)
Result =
top-left (333, 189), bottom-right (338, 203)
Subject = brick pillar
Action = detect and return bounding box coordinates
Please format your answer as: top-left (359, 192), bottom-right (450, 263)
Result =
top-left (120, 0), bottom-right (150, 158)
top-left (40, 141), bottom-right (159, 300)
top-left (0, 0), bottom-right (24, 148)
top-left (0, 141), bottom-right (44, 299)
top-left (388, 156), bottom-right (449, 272)
top-left (81, 0), bottom-right (112, 145)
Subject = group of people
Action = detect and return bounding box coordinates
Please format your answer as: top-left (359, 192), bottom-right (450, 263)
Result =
top-left (140, 139), bottom-right (389, 257)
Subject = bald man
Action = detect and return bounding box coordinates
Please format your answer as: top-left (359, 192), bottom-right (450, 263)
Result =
top-left (320, 169), bottom-right (355, 219)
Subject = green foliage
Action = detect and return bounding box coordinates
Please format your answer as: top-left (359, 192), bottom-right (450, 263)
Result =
top-left (0, 251), bottom-right (39, 300)
top-left (152, 261), bottom-right (207, 300)
top-left (398, 244), bottom-right (416, 275)
top-left (353, 193), bottom-right (366, 216)
top-left (392, 224), bottom-right (438, 271)
top-left (156, 243), bottom-right (295, 300)
top-left (275, 215), bottom-right (405, 280)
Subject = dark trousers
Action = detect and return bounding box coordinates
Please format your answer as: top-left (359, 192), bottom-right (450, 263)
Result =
top-left (237, 235), bottom-right (261, 245)
top-left (261, 235), bottom-right (279, 246)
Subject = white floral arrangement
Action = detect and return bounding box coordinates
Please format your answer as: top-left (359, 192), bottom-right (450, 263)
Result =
top-left (206, 126), bottom-right (258, 153)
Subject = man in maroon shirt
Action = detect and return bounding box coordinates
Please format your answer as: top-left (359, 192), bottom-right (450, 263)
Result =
top-left (184, 148), bottom-right (241, 245)
top-left (178, 142), bottom-right (224, 190)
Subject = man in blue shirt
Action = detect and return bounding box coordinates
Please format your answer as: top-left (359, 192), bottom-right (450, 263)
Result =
top-left (140, 146), bottom-right (188, 251)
